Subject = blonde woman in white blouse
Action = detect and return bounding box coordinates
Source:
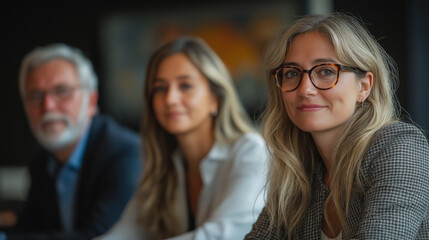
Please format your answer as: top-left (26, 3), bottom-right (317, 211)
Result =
top-left (95, 36), bottom-right (268, 240)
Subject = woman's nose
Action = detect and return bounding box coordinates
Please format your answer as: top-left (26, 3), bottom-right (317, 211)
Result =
top-left (297, 73), bottom-right (317, 97)
top-left (165, 86), bottom-right (180, 105)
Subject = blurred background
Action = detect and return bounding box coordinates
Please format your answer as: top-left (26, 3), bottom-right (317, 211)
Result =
top-left (1, 0), bottom-right (428, 227)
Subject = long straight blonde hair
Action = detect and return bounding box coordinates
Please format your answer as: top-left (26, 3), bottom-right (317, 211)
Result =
top-left (137, 36), bottom-right (254, 239)
top-left (262, 13), bottom-right (399, 239)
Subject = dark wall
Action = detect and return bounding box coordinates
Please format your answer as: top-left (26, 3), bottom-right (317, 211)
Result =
top-left (1, 0), bottom-right (427, 167)
top-left (408, 0), bottom-right (429, 133)
top-left (334, 0), bottom-right (408, 109)
top-left (333, 0), bottom-right (429, 134)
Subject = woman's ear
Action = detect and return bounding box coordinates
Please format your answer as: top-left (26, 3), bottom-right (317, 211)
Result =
top-left (210, 93), bottom-right (220, 117)
top-left (358, 72), bottom-right (373, 102)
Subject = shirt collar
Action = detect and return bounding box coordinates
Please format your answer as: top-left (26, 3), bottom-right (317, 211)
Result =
top-left (47, 128), bottom-right (90, 176)
top-left (172, 139), bottom-right (230, 166)
top-left (68, 128), bottom-right (90, 170)
top-left (204, 140), bottom-right (230, 161)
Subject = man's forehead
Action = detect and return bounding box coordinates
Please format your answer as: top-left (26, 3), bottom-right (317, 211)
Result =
top-left (26, 59), bottom-right (80, 89)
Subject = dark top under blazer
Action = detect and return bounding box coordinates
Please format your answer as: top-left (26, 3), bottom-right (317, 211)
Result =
top-left (7, 115), bottom-right (142, 240)
top-left (245, 121), bottom-right (429, 239)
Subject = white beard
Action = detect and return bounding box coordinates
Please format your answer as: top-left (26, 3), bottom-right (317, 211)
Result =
top-left (33, 93), bottom-right (91, 151)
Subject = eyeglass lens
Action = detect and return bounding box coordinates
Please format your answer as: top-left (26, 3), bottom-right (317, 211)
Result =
top-left (275, 64), bottom-right (339, 91)
top-left (25, 85), bottom-right (81, 105)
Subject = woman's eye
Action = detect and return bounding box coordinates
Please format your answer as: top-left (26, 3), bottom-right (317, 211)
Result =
top-left (180, 83), bottom-right (193, 90)
top-left (319, 68), bottom-right (336, 76)
top-left (153, 85), bottom-right (167, 93)
top-left (285, 70), bottom-right (299, 79)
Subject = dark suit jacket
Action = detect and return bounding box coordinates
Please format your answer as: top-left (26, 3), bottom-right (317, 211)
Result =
top-left (7, 115), bottom-right (142, 240)
top-left (245, 122), bottom-right (429, 239)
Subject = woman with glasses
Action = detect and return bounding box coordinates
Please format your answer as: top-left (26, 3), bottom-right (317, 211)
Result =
top-left (245, 13), bottom-right (429, 239)
top-left (95, 37), bottom-right (267, 240)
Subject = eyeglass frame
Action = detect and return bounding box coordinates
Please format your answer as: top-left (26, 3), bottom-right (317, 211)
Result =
top-left (271, 63), bottom-right (366, 92)
top-left (24, 84), bottom-right (88, 106)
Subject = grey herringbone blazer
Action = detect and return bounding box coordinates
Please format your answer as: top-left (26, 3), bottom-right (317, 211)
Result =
top-left (245, 122), bottom-right (429, 239)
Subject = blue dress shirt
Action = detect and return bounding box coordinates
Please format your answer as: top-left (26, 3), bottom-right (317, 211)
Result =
top-left (47, 129), bottom-right (90, 232)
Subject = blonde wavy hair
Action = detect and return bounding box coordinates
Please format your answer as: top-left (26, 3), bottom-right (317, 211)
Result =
top-left (262, 13), bottom-right (400, 238)
top-left (137, 36), bottom-right (254, 239)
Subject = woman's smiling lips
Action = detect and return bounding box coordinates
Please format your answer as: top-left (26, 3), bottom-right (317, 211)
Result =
top-left (166, 111), bottom-right (184, 118)
top-left (297, 104), bottom-right (326, 112)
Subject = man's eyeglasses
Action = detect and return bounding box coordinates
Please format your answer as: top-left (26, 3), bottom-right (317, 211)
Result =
top-left (25, 85), bottom-right (85, 106)
top-left (271, 63), bottom-right (366, 92)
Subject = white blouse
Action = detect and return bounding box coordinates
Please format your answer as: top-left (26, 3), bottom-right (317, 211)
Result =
top-left (95, 133), bottom-right (268, 240)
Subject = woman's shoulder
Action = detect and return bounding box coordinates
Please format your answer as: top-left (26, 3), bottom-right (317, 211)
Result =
top-left (235, 132), bottom-right (266, 145)
top-left (371, 121), bottom-right (428, 147)
top-left (230, 132), bottom-right (266, 152)
top-left (224, 132), bottom-right (268, 164)
top-left (377, 121), bottom-right (426, 137)
top-left (365, 121), bottom-right (429, 167)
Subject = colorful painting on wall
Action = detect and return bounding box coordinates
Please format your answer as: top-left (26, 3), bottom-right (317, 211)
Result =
top-left (99, 1), bottom-right (300, 127)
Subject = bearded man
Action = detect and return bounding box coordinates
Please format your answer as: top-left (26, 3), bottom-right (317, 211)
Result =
top-left (3, 44), bottom-right (142, 240)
